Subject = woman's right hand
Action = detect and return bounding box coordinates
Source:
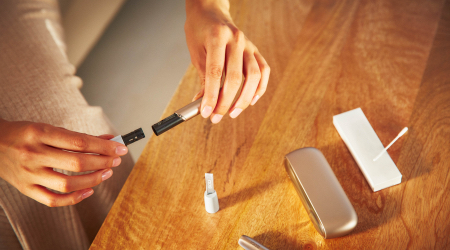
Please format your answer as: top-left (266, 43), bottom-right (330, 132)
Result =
top-left (185, 0), bottom-right (270, 123)
top-left (0, 119), bottom-right (128, 207)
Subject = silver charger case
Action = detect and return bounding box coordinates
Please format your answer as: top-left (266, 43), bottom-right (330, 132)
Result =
top-left (284, 147), bottom-right (358, 238)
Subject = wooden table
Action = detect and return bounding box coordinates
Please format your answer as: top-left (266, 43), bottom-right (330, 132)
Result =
top-left (91, 0), bottom-right (450, 249)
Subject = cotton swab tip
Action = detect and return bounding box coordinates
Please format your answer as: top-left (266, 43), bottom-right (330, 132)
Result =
top-left (399, 127), bottom-right (408, 136)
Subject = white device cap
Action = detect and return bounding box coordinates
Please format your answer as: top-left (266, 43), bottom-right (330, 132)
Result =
top-left (204, 191), bottom-right (219, 213)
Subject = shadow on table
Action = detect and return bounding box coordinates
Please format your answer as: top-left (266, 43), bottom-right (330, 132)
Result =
top-left (218, 180), bottom-right (281, 211)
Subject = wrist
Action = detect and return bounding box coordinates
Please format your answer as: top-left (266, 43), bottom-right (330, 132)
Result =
top-left (186, 0), bottom-right (230, 17)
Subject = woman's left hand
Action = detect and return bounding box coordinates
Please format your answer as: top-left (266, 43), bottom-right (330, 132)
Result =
top-left (184, 0), bottom-right (270, 123)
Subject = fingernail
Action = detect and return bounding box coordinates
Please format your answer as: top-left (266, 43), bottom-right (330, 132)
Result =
top-left (116, 145), bottom-right (128, 155)
top-left (229, 108), bottom-right (243, 118)
top-left (201, 105), bottom-right (213, 118)
top-left (211, 114), bottom-right (223, 124)
top-left (81, 189), bottom-right (94, 199)
top-left (102, 169), bottom-right (113, 181)
top-left (251, 95), bottom-right (260, 106)
top-left (112, 157), bottom-right (121, 167)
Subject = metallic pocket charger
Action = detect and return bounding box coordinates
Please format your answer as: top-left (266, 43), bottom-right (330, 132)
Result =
top-left (284, 147), bottom-right (358, 238)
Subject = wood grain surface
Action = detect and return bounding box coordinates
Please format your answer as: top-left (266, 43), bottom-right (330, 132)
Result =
top-left (90, 0), bottom-right (450, 249)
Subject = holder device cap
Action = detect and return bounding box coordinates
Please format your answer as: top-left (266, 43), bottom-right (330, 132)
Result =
top-left (204, 191), bottom-right (219, 213)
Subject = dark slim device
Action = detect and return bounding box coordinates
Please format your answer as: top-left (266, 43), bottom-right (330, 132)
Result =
top-left (122, 128), bottom-right (145, 146)
top-left (152, 97), bottom-right (202, 136)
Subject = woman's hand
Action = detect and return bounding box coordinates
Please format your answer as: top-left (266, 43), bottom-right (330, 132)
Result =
top-left (0, 119), bottom-right (128, 207)
top-left (185, 0), bottom-right (270, 123)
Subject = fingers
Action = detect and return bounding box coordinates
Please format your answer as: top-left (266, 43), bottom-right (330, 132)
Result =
top-left (251, 51), bottom-right (270, 105)
top-left (210, 34), bottom-right (245, 123)
top-left (228, 50), bottom-right (261, 118)
top-left (35, 168), bottom-right (112, 193)
top-left (191, 26), bottom-right (270, 122)
top-left (40, 146), bottom-right (121, 172)
top-left (39, 126), bottom-right (127, 156)
top-left (24, 185), bottom-right (94, 207)
top-left (201, 43), bottom-right (226, 119)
